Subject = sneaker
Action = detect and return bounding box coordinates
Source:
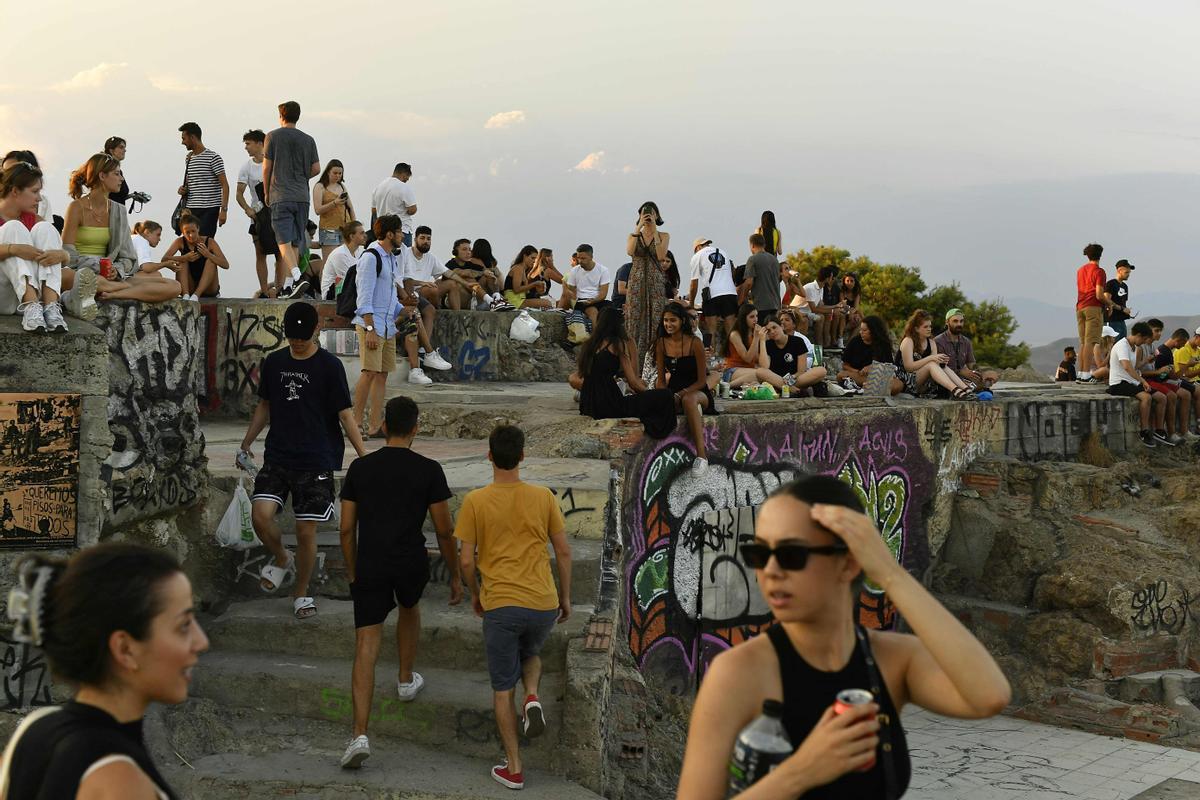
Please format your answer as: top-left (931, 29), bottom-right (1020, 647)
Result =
top-left (840, 377), bottom-right (862, 393)
top-left (340, 735), bottom-right (370, 769)
top-left (42, 302), bottom-right (68, 333)
top-left (423, 350), bottom-right (452, 371)
top-left (407, 367), bottom-right (433, 386)
top-left (1076, 375), bottom-right (1099, 384)
top-left (1154, 430), bottom-right (1175, 446)
top-left (823, 381), bottom-right (848, 397)
top-left (397, 672), bottom-right (425, 701)
top-left (834, 337), bottom-right (844, 348)
top-left (1171, 433), bottom-right (1187, 445)
top-left (285, 280), bottom-right (309, 299)
top-left (523, 695), bottom-right (546, 738)
top-left (492, 301), bottom-right (517, 312)
top-left (1140, 430), bottom-right (1157, 448)
top-left (63, 267), bottom-right (97, 320)
top-left (491, 762), bottom-right (524, 790)
top-left (19, 302), bottom-right (45, 333)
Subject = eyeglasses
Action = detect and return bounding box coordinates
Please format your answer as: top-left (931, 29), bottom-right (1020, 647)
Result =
top-left (739, 542), bottom-right (849, 570)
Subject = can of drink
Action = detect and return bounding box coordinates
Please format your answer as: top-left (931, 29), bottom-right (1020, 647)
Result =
top-left (98, 258), bottom-right (115, 280)
top-left (718, 381), bottom-right (730, 398)
top-left (781, 384), bottom-right (790, 399)
top-left (833, 689), bottom-right (876, 771)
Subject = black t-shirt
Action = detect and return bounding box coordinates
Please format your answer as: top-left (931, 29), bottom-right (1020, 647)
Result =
top-left (612, 262), bottom-right (633, 309)
top-left (766, 335), bottom-right (808, 376)
top-left (822, 282), bottom-right (841, 307)
top-left (1154, 344), bottom-right (1175, 371)
top-left (841, 335), bottom-right (874, 370)
top-left (1104, 279), bottom-right (1130, 321)
top-left (340, 446), bottom-right (452, 582)
top-left (258, 347), bottom-right (353, 472)
top-left (1057, 360), bottom-right (1078, 381)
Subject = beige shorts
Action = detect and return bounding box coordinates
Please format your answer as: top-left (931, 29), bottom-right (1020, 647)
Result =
top-left (357, 325), bottom-right (397, 373)
top-left (1076, 306), bottom-right (1103, 349)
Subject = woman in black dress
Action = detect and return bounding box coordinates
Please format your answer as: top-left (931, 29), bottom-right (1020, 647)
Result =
top-left (577, 307), bottom-right (676, 438)
top-left (2, 543), bottom-right (208, 798)
top-left (654, 302), bottom-right (715, 473)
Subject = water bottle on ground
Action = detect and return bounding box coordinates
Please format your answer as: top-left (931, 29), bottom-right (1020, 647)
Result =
top-left (728, 699), bottom-right (793, 794)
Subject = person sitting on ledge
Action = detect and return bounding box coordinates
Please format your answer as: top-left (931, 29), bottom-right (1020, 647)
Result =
top-left (837, 315), bottom-right (903, 395)
top-left (321, 220), bottom-right (365, 300)
top-left (468, 238), bottom-right (504, 301)
top-left (655, 302), bottom-right (715, 473)
top-left (934, 308), bottom-right (998, 391)
top-left (161, 211), bottom-right (229, 301)
top-left (1107, 320), bottom-right (1167, 449)
top-left (442, 238), bottom-right (491, 310)
top-left (1055, 346), bottom-right (1077, 381)
top-left (1084, 326), bottom-right (1116, 384)
top-left (0, 161), bottom-right (72, 332)
top-left (503, 245), bottom-right (554, 310)
top-left (576, 307), bottom-right (676, 437)
top-left (721, 305), bottom-right (779, 390)
top-left (763, 317), bottom-right (829, 396)
top-left (896, 309), bottom-right (976, 400)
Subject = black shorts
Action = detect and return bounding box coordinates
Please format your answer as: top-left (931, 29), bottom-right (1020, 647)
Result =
top-left (702, 293), bottom-right (739, 319)
top-left (186, 206), bottom-right (220, 237)
top-left (251, 463), bottom-right (335, 521)
top-left (574, 300), bottom-right (609, 312)
top-left (1106, 382), bottom-right (1142, 399)
top-left (1180, 380), bottom-right (1196, 394)
top-left (350, 557), bottom-right (430, 628)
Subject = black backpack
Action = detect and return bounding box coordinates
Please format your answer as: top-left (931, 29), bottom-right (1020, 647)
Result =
top-left (335, 248), bottom-right (383, 318)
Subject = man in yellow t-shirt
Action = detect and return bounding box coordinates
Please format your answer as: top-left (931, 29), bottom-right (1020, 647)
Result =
top-left (1172, 328), bottom-right (1200, 435)
top-left (456, 424), bottom-right (572, 791)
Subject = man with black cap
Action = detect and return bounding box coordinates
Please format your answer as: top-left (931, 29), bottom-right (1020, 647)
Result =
top-left (1103, 259), bottom-right (1135, 340)
top-left (239, 300), bottom-right (367, 620)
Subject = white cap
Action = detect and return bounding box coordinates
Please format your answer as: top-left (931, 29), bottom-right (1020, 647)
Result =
top-left (1101, 325), bottom-right (1119, 338)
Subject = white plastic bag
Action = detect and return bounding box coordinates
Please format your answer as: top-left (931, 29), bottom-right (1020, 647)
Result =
top-left (509, 309), bottom-right (541, 343)
top-left (215, 479), bottom-right (259, 550)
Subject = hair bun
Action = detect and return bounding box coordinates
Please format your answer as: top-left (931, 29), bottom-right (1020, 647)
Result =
top-left (7, 559), bottom-right (59, 646)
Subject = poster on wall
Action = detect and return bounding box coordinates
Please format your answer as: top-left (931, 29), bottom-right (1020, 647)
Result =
top-left (0, 393), bottom-right (80, 549)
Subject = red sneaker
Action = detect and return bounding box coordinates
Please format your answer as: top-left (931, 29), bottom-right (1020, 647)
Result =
top-left (491, 762), bottom-right (524, 790)
top-left (522, 694), bottom-right (545, 738)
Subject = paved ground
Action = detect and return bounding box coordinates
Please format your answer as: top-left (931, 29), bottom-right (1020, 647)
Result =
top-left (907, 708), bottom-right (1200, 799)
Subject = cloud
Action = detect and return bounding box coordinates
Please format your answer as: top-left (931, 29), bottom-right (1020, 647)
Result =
top-left (52, 62), bottom-right (127, 92)
top-left (485, 110), bottom-right (526, 130)
top-left (572, 151), bottom-right (607, 172)
top-left (148, 74), bottom-right (213, 93)
top-left (489, 156), bottom-right (518, 177)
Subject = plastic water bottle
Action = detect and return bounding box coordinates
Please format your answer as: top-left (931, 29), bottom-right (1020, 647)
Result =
top-left (728, 699), bottom-right (793, 794)
top-left (235, 449), bottom-right (259, 479)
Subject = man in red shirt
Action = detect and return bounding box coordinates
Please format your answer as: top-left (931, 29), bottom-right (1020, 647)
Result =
top-left (1075, 243), bottom-right (1107, 383)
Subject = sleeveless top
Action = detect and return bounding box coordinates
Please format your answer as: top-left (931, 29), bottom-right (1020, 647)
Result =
top-left (894, 338), bottom-right (931, 373)
top-left (768, 625), bottom-right (911, 798)
top-left (76, 225), bottom-right (110, 257)
top-left (725, 332), bottom-right (757, 369)
top-left (318, 185), bottom-right (350, 230)
top-left (661, 338), bottom-right (717, 414)
top-left (6, 702), bottom-right (176, 799)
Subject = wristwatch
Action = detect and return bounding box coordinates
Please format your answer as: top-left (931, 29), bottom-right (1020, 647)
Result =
top-left (364, 325), bottom-right (374, 333)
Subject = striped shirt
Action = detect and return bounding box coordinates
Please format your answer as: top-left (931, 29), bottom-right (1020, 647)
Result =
top-left (183, 149), bottom-right (226, 209)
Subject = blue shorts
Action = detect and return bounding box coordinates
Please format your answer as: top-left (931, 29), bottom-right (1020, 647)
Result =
top-left (318, 227), bottom-right (343, 246)
top-left (481, 606), bottom-right (558, 691)
top-left (271, 201), bottom-right (309, 248)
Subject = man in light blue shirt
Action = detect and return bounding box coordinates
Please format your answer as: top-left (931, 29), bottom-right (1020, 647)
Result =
top-left (352, 215), bottom-right (431, 437)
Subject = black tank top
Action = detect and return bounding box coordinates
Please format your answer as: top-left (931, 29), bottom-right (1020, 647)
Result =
top-left (768, 625), bottom-right (911, 798)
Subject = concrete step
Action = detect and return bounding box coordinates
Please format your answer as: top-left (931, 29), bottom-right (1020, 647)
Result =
top-left (189, 651), bottom-right (565, 764)
top-left (205, 596), bottom-right (592, 673)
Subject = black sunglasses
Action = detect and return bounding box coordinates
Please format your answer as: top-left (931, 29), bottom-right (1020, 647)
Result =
top-left (739, 542), bottom-right (849, 571)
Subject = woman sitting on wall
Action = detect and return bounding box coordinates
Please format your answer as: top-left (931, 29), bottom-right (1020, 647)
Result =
top-left (503, 245), bottom-right (554, 309)
top-left (838, 315), bottom-right (905, 396)
top-left (762, 317), bottom-right (829, 396)
top-left (0, 161), bottom-right (72, 332)
top-left (576, 306), bottom-right (676, 436)
top-left (676, 475), bottom-right (1010, 799)
top-left (721, 304), bottom-right (778, 389)
top-left (162, 211), bottom-right (230, 301)
top-left (655, 301), bottom-right (715, 473)
top-left (895, 309), bottom-right (975, 400)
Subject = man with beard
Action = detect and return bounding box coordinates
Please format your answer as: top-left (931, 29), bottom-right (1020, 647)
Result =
top-left (398, 226), bottom-right (457, 372)
top-left (934, 308), bottom-right (998, 390)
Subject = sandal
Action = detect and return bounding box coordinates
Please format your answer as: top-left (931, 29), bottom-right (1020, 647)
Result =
top-left (260, 551), bottom-right (295, 593)
top-left (293, 596), bottom-right (317, 620)
top-left (951, 387), bottom-right (977, 401)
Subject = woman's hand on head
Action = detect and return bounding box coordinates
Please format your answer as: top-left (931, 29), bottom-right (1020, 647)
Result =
top-left (810, 504), bottom-right (901, 586)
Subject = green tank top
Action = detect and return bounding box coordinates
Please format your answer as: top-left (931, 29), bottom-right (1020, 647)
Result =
top-left (76, 225), bottom-right (110, 257)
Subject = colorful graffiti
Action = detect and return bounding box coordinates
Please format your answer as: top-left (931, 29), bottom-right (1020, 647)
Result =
top-left (624, 415), bottom-right (934, 691)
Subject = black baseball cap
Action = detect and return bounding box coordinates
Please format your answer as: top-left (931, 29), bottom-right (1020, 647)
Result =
top-left (283, 301), bottom-right (318, 340)
top-left (1114, 259), bottom-right (1135, 270)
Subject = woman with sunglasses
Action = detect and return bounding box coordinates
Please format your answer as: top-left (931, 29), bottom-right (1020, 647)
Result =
top-left (677, 475), bottom-right (1010, 799)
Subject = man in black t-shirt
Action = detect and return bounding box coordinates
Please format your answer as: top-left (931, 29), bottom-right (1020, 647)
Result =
top-left (337, 396), bottom-right (463, 769)
top-left (1055, 347), bottom-right (1077, 382)
top-left (239, 302), bottom-right (367, 621)
top-left (1102, 259), bottom-right (1134, 339)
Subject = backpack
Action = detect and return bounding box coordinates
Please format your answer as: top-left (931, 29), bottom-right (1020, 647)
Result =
top-left (335, 248), bottom-right (383, 318)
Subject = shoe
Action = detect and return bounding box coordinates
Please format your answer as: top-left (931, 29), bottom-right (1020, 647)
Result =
top-left (835, 337), bottom-right (844, 348)
top-left (840, 378), bottom-right (862, 393)
top-left (285, 280), bottom-right (309, 299)
top-left (823, 381), bottom-right (848, 397)
top-left (1154, 430), bottom-right (1175, 446)
top-left (492, 301), bottom-right (517, 312)
top-left (1186, 429), bottom-right (1200, 440)
top-left (691, 457), bottom-right (709, 474)
top-left (397, 672), bottom-right (425, 701)
top-left (1140, 431), bottom-right (1157, 448)
top-left (42, 302), bottom-right (68, 333)
top-left (423, 351), bottom-right (452, 371)
top-left (1076, 375), bottom-right (1098, 384)
top-left (573, 390), bottom-right (581, 404)
top-left (523, 695), bottom-right (546, 738)
top-left (491, 762), bottom-right (524, 790)
top-left (407, 367), bottom-right (433, 385)
top-left (291, 265), bottom-right (303, 282)
top-left (63, 267), bottom-right (97, 320)
top-left (19, 302), bottom-right (45, 333)
top-left (340, 735), bottom-right (370, 769)
top-left (1171, 433), bottom-right (1186, 445)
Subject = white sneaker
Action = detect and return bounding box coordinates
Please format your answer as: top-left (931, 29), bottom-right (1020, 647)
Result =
top-left (1171, 433), bottom-right (1186, 445)
top-left (63, 267), bottom-right (97, 320)
top-left (423, 351), bottom-right (452, 371)
top-left (42, 302), bottom-right (68, 333)
top-left (340, 735), bottom-right (370, 769)
top-left (19, 302), bottom-right (45, 333)
top-left (397, 672), bottom-right (425, 701)
top-left (408, 368), bottom-right (433, 385)
top-left (823, 381), bottom-right (849, 397)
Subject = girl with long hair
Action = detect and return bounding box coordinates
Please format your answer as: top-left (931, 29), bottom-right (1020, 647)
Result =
top-left (840, 272), bottom-right (863, 330)
top-left (161, 211), bottom-right (230, 300)
top-left (654, 302), bottom-right (714, 472)
top-left (722, 304), bottom-right (775, 388)
top-left (313, 159), bottom-right (354, 262)
top-left (576, 307), bottom-right (676, 437)
top-left (838, 315), bottom-right (905, 396)
top-left (896, 309), bottom-right (974, 399)
top-left (1, 543), bottom-right (209, 799)
top-left (503, 245), bottom-right (553, 309)
top-left (762, 317), bottom-right (829, 396)
top-left (625, 201), bottom-right (671, 368)
top-left (757, 210), bottom-right (781, 256)
top-left (0, 161), bottom-right (72, 332)
top-left (677, 475), bottom-right (1010, 799)
top-left (469, 238), bottom-right (503, 299)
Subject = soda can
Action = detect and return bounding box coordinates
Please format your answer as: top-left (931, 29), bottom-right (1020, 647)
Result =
top-left (718, 381), bottom-right (730, 398)
top-left (781, 384), bottom-right (790, 399)
top-left (833, 689), bottom-right (876, 771)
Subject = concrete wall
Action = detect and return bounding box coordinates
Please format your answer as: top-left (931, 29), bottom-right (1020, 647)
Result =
top-left (429, 310), bottom-right (575, 383)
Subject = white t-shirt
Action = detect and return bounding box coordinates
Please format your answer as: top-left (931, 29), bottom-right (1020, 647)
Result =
top-left (1109, 338), bottom-right (1140, 386)
top-left (132, 234), bottom-right (154, 266)
top-left (400, 246), bottom-right (447, 283)
top-left (371, 177), bottom-right (416, 233)
top-left (689, 245), bottom-right (736, 299)
top-left (566, 263), bottom-right (611, 301)
top-left (802, 280), bottom-right (824, 308)
top-left (238, 159), bottom-right (264, 212)
top-left (321, 244), bottom-right (360, 298)
top-left (793, 332), bottom-right (816, 369)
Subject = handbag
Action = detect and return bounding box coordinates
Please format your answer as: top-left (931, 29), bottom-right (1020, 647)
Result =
top-left (700, 247), bottom-right (723, 305)
top-left (171, 154), bottom-right (190, 235)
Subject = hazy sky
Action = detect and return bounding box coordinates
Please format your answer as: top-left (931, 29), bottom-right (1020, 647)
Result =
top-left (6, 1), bottom-right (1199, 342)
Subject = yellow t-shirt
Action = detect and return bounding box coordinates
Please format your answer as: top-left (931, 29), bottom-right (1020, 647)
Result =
top-left (454, 482), bottom-right (565, 612)
top-left (1174, 342), bottom-right (1200, 382)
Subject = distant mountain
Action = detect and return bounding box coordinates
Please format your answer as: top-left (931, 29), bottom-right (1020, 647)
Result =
top-left (1028, 314), bottom-right (1200, 375)
top-left (1000, 292), bottom-right (1200, 350)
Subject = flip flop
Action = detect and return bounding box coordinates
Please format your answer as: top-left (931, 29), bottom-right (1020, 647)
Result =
top-left (260, 551), bottom-right (295, 593)
top-left (293, 596), bottom-right (317, 620)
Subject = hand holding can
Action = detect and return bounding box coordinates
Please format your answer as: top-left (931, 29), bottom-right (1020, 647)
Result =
top-left (833, 689), bottom-right (877, 771)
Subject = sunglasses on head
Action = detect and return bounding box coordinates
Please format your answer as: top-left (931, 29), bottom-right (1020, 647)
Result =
top-left (739, 542), bottom-right (849, 570)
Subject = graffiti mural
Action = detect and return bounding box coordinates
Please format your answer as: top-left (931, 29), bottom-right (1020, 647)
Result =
top-left (1004, 398), bottom-right (1130, 460)
top-left (429, 310), bottom-right (574, 383)
top-left (624, 415), bottom-right (935, 690)
top-left (217, 304), bottom-right (286, 415)
top-left (0, 394), bottom-right (80, 548)
top-left (0, 632), bottom-right (52, 709)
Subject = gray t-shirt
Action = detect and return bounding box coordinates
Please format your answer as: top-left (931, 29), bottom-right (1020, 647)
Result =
top-left (746, 252), bottom-right (780, 311)
top-left (264, 126), bottom-right (319, 204)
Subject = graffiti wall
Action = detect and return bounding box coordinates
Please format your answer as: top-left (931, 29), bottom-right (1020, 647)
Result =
top-left (624, 414), bottom-right (935, 693)
top-left (429, 310), bottom-right (575, 383)
top-left (0, 394), bottom-right (80, 548)
top-left (93, 302), bottom-right (207, 528)
top-left (197, 300), bottom-right (290, 417)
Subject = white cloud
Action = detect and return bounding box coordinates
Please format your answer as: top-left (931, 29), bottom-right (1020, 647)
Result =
top-left (572, 151), bottom-right (607, 172)
top-left (484, 110), bottom-right (526, 130)
top-left (148, 74), bottom-right (213, 93)
top-left (52, 62), bottom-right (127, 92)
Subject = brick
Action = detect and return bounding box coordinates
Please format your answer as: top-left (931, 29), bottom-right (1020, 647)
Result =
top-left (1094, 636), bottom-right (1181, 679)
top-left (1123, 727), bottom-right (1163, 743)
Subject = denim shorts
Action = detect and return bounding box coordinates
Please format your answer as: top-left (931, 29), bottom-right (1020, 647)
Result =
top-left (318, 228), bottom-right (343, 246)
top-left (270, 201), bottom-right (308, 248)
top-left (481, 606), bottom-right (559, 691)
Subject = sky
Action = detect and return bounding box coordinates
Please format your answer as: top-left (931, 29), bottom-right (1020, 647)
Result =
top-left (5, 0), bottom-right (1199, 344)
